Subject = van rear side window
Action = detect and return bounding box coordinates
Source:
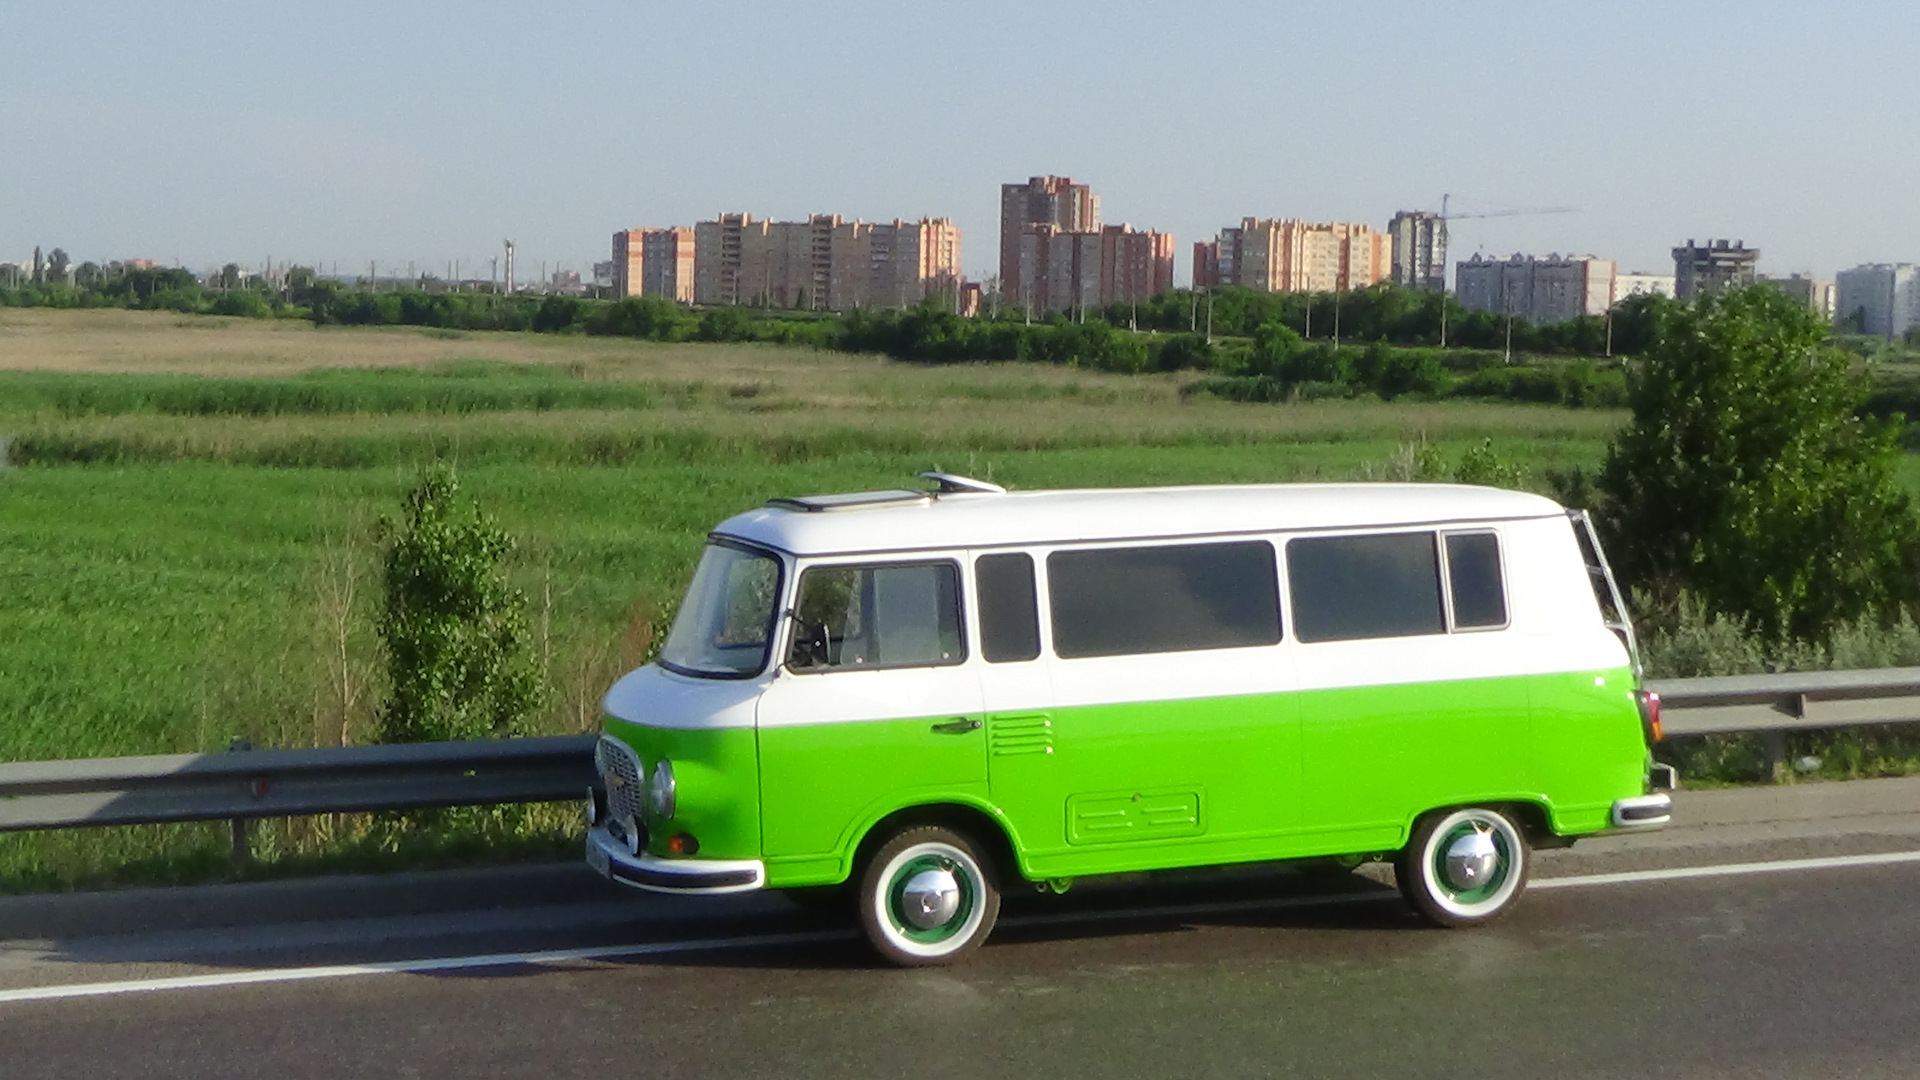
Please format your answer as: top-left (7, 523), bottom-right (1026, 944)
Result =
top-left (975, 553), bottom-right (1041, 663)
top-left (1288, 532), bottom-right (1445, 643)
top-left (1047, 541), bottom-right (1281, 659)
top-left (1444, 532), bottom-right (1507, 629)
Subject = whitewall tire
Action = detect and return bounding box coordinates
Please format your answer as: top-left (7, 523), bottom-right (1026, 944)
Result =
top-left (1395, 806), bottom-right (1530, 927)
top-left (858, 825), bottom-right (1001, 966)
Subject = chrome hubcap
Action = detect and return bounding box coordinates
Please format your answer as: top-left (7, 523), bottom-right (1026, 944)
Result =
top-left (1444, 827), bottom-right (1500, 891)
top-left (898, 867), bottom-right (961, 929)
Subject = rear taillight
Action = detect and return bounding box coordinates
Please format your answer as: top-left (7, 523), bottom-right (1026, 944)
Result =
top-left (1638, 690), bottom-right (1663, 743)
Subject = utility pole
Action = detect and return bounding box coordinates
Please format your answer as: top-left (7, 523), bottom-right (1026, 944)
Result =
top-left (504, 239), bottom-right (516, 295)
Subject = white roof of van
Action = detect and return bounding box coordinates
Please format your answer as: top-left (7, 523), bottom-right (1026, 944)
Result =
top-left (713, 483), bottom-right (1566, 557)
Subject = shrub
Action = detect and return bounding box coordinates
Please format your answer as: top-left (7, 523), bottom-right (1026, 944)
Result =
top-left (374, 464), bottom-right (541, 744)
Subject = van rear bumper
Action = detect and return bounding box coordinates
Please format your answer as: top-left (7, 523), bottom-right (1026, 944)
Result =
top-left (586, 827), bottom-right (766, 895)
top-left (1611, 793), bottom-right (1672, 828)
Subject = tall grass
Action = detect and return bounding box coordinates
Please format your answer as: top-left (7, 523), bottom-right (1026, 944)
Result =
top-left (0, 362), bottom-right (656, 418)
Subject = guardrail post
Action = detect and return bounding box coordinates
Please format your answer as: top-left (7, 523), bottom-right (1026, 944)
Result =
top-left (227, 738), bottom-right (253, 863)
top-left (1760, 731), bottom-right (1788, 783)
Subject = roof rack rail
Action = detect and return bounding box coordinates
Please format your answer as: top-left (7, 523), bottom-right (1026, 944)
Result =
top-left (919, 471), bottom-right (1006, 495)
top-left (766, 490), bottom-right (931, 513)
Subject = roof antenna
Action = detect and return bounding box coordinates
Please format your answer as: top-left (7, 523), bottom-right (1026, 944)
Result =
top-left (919, 471), bottom-right (1007, 495)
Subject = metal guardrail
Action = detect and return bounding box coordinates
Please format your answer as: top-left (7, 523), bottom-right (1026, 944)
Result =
top-left (1648, 667), bottom-right (1920, 736)
top-left (1647, 667), bottom-right (1920, 775)
top-left (0, 735), bottom-right (597, 841)
top-left (6, 668), bottom-right (1920, 843)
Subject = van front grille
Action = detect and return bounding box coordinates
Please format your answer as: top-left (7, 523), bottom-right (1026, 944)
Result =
top-left (596, 735), bottom-right (645, 824)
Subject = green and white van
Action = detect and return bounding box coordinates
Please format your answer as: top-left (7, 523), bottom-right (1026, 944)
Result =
top-left (586, 474), bottom-right (1671, 965)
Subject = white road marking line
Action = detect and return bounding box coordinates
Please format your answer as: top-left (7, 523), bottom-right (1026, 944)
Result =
top-left (0, 929), bottom-right (856, 1006)
top-left (1529, 848), bottom-right (1920, 890)
top-left (6, 848), bottom-right (1919, 1006)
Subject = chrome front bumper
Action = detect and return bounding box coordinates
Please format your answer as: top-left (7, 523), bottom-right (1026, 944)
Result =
top-left (1611, 792), bottom-right (1673, 828)
top-left (585, 826), bottom-right (766, 895)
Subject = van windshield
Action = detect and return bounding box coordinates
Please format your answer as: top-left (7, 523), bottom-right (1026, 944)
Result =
top-left (658, 542), bottom-right (783, 679)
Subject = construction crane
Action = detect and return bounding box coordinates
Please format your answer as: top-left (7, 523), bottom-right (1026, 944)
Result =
top-left (1426, 195), bottom-right (1580, 347)
top-left (1433, 194), bottom-right (1580, 279)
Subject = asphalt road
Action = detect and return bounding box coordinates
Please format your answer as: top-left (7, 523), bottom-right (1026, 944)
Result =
top-left (4, 777), bottom-right (1920, 1079)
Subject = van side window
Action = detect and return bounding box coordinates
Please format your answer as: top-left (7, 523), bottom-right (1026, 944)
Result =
top-left (788, 562), bottom-right (964, 672)
top-left (1288, 533), bottom-right (1445, 643)
top-left (1047, 541), bottom-right (1281, 659)
top-left (1444, 532), bottom-right (1507, 629)
top-left (975, 553), bottom-right (1041, 663)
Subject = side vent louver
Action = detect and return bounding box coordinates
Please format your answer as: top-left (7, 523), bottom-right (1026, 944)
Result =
top-left (989, 714), bottom-right (1053, 756)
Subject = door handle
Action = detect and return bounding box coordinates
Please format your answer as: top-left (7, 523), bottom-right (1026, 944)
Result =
top-left (930, 717), bottom-right (983, 735)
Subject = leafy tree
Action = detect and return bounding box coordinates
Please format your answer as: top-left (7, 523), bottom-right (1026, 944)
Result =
top-left (696, 307), bottom-right (754, 342)
top-left (589, 295), bottom-right (683, 339)
top-left (46, 248), bottom-right (70, 284)
top-left (1152, 333), bottom-right (1216, 372)
top-left (1299, 342), bottom-right (1357, 385)
top-left (1453, 438), bottom-right (1528, 488)
top-left (1246, 321), bottom-right (1304, 377)
top-left (532, 294), bottom-right (584, 333)
top-left (1597, 287), bottom-right (1920, 642)
top-left (375, 464), bottom-right (541, 744)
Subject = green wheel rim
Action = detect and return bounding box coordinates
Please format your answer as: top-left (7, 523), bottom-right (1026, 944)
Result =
top-left (1430, 819), bottom-right (1511, 905)
top-left (886, 853), bottom-right (976, 944)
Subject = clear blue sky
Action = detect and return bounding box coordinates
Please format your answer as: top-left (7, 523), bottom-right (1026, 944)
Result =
top-left (5, 0), bottom-right (1915, 285)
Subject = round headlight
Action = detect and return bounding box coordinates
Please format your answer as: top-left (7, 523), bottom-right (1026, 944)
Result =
top-left (648, 757), bottom-right (679, 814)
top-left (649, 759), bottom-right (677, 820)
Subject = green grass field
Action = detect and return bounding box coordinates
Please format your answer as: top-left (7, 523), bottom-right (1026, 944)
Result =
top-left (0, 306), bottom-right (1883, 889)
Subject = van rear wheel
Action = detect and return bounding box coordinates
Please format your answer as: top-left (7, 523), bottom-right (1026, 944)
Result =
top-left (1395, 806), bottom-right (1529, 927)
top-left (858, 825), bottom-right (1000, 966)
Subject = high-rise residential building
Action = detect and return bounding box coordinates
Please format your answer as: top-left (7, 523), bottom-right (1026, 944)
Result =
top-left (689, 212), bottom-right (960, 311)
top-left (1455, 254), bottom-right (1617, 324)
top-left (640, 227), bottom-right (696, 302)
top-left (1672, 239), bottom-right (1759, 300)
top-left (1000, 176), bottom-right (1098, 310)
top-left (693, 213), bottom-right (762, 307)
top-left (1835, 264), bottom-right (1920, 337)
top-left (613, 227), bottom-right (697, 301)
top-left (1388, 211), bottom-right (1447, 292)
top-left (1014, 224), bottom-right (1173, 315)
top-left (611, 231), bottom-right (640, 297)
top-left (1195, 219), bottom-right (1392, 294)
top-left (1614, 272), bottom-right (1677, 303)
top-left (1760, 274), bottom-right (1836, 322)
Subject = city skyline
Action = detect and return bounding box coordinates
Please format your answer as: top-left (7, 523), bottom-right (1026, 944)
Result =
top-left (6, 2), bottom-right (1918, 282)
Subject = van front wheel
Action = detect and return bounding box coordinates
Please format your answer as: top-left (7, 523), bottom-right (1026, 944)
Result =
top-left (858, 825), bottom-right (1001, 966)
top-left (1396, 806), bottom-right (1529, 927)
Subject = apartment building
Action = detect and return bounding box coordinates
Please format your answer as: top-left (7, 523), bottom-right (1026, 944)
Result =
top-left (1760, 273), bottom-right (1836, 321)
top-left (1673, 239), bottom-right (1759, 300)
top-left (1194, 219), bottom-right (1392, 293)
top-left (1015, 224), bottom-right (1174, 315)
top-left (689, 213), bottom-right (961, 311)
top-left (612, 227), bottom-right (693, 301)
top-left (1388, 211), bottom-right (1447, 292)
top-left (1000, 176), bottom-right (1099, 309)
top-left (1835, 264), bottom-right (1920, 337)
top-left (1614, 272), bottom-right (1677, 302)
top-left (1455, 254), bottom-right (1617, 324)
